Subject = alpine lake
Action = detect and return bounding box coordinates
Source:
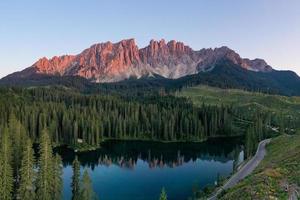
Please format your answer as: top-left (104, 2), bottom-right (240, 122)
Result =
top-left (55, 137), bottom-right (244, 200)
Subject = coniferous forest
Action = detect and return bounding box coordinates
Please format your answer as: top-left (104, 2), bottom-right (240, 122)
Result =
top-left (0, 86), bottom-right (293, 200)
top-left (0, 87), bottom-right (242, 147)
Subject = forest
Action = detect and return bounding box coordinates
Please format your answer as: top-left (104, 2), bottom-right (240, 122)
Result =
top-left (0, 115), bottom-right (97, 200)
top-left (0, 87), bottom-right (245, 149)
top-left (0, 86), bottom-right (288, 199)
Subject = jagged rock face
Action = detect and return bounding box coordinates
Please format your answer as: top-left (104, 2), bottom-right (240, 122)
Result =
top-left (19, 39), bottom-right (273, 82)
top-left (66, 39), bottom-right (142, 82)
top-left (139, 39), bottom-right (199, 79)
top-left (34, 55), bottom-right (76, 75)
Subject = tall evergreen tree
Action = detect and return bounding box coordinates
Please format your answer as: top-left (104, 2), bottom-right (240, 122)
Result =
top-left (36, 129), bottom-right (54, 200)
top-left (9, 114), bottom-right (27, 185)
top-left (52, 154), bottom-right (63, 200)
top-left (0, 127), bottom-right (13, 200)
top-left (17, 138), bottom-right (36, 200)
top-left (72, 156), bottom-right (81, 200)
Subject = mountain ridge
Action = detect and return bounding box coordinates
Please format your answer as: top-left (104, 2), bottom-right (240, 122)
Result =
top-left (3, 39), bottom-right (273, 82)
top-left (1, 58), bottom-right (299, 96)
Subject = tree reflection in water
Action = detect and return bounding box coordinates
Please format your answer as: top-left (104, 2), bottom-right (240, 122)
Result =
top-left (55, 137), bottom-right (244, 170)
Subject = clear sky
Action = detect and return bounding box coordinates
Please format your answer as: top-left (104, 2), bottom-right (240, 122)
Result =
top-left (1, 0), bottom-right (300, 78)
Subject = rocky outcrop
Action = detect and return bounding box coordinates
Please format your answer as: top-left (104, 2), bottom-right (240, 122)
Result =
top-left (34, 55), bottom-right (75, 75)
top-left (10, 39), bottom-right (273, 82)
top-left (65, 39), bottom-right (142, 82)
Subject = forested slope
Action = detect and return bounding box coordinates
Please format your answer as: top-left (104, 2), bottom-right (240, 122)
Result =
top-left (178, 85), bottom-right (300, 132)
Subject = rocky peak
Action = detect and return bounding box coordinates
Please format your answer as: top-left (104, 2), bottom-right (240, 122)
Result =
top-left (167, 40), bottom-right (192, 55)
top-left (120, 38), bottom-right (136, 46)
top-left (211, 46), bottom-right (271, 71)
top-left (139, 39), bottom-right (194, 64)
top-left (143, 39), bottom-right (168, 58)
top-left (34, 55), bottom-right (75, 75)
top-left (12, 38), bottom-right (273, 82)
top-left (244, 58), bottom-right (272, 72)
top-left (74, 39), bottom-right (140, 69)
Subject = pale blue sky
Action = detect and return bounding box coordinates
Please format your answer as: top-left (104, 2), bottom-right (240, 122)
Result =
top-left (1, 0), bottom-right (300, 78)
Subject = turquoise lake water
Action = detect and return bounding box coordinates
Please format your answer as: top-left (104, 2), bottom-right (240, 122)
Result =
top-left (56, 138), bottom-right (244, 200)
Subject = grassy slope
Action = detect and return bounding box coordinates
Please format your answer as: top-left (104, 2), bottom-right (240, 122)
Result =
top-left (177, 85), bottom-right (300, 128)
top-left (219, 134), bottom-right (300, 199)
top-left (178, 85), bottom-right (300, 112)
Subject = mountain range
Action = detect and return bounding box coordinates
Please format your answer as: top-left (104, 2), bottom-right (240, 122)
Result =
top-left (3, 39), bottom-right (273, 82)
top-left (1, 39), bottom-right (300, 96)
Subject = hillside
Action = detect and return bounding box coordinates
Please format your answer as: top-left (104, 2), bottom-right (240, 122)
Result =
top-left (219, 133), bottom-right (300, 199)
top-left (177, 85), bottom-right (300, 130)
top-left (175, 60), bottom-right (300, 96)
top-left (178, 85), bottom-right (300, 113)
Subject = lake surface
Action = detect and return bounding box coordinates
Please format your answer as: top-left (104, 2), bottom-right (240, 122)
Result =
top-left (56, 138), bottom-right (244, 200)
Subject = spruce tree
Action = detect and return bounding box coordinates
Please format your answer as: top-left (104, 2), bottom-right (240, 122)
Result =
top-left (159, 187), bottom-right (168, 200)
top-left (36, 129), bottom-right (54, 200)
top-left (52, 154), bottom-right (63, 200)
top-left (8, 114), bottom-right (27, 189)
top-left (17, 138), bottom-right (36, 200)
top-left (72, 156), bottom-right (81, 200)
top-left (0, 127), bottom-right (13, 200)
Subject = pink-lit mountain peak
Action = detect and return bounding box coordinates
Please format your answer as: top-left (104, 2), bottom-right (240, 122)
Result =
top-left (17, 39), bottom-right (273, 82)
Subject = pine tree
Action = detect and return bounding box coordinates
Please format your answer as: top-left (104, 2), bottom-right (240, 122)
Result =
top-left (52, 154), bottom-right (63, 200)
top-left (159, 187), bottom-right (167, 200)
top-left (72, 156), bottom-right (81, 200)
top-left (80, 169), bottom-right (97, 200)
top-left (9, 115), bottom-right (27, 183)
top-left (17, 138), bottom-right (36, 200)
top-left (36, 129), bottom-right (54, 200)
top-left (73, 121), bottom-right (79, 145)
top-left (0, 127), bottom-right (13, 200)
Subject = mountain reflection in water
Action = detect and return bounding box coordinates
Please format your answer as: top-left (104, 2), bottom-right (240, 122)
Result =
top-left (55, 137), bottom-right (244, 170)
top-left (55, 137), bottom-right (244, 200)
